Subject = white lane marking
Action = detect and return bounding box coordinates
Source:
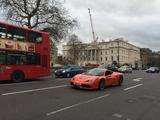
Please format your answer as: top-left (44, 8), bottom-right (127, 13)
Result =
top-left (124, 84), bottom-right (143, 91)
top-left (133, 78), bottom-right (142, 82)
top-left (0, 81), bottom-right (41, 87)
top-left (126, 118), bottom-right (132, 120)
top-left (46, 94), bottom-right (110, 116)
top-left (2, 85), bottom-right (68, 96)
top-left (58, 79), bottom-right (70, 81)
top-left (112, 113), bottom-right (123, 118)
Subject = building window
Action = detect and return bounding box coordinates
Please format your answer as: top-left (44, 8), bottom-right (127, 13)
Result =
top-left (105, 51), bottom-right (107, 55)
top-left (101, 57), bottom-right (103, 61)
top-left (101, 52), bottom-right (103, 55)
top-left (111, 56), bottom-right (113, 61)
top-left (111, 50), bottom-right (113, 54)
top-left (106, 57), bottom-right (107, 61)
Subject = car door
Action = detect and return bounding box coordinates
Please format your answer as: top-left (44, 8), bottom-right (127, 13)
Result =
top-left (105, 70), bottom-right (114, 86)
top-left (72, 66), bottom-right (84, 75)
top-left (77, 67), bottom-right (84, 74)
top-left (69, 68), bottom-right (76, 76)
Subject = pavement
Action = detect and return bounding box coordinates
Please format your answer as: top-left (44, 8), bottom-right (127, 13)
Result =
top-left (0, 70), bottom-right (160, 120)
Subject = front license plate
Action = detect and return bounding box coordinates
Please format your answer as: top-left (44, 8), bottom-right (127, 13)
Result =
top-left (74, 83), bottom-right (81, 87)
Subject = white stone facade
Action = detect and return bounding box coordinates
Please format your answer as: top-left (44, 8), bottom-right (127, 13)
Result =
top-left (62, 39), bottom-right (141, 68)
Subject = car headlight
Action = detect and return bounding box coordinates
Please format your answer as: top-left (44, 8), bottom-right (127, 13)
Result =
top-left (62, 70), bottom-right (66, 73)
top-left (71, 77), bottom-right (75, 81)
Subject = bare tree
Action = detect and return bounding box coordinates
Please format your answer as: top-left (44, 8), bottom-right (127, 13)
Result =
top-left (67, 34), bottom-right (84, 64)
top-left (0, 0), bottom-right (77, 40)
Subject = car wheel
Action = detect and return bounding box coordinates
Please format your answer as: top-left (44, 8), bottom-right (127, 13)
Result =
top-left (118, 76), bottom-right (123, 86)
top-left (98, 80), bottom-right (105, 90)
top-left (11, 71), bottom-right (24, 83)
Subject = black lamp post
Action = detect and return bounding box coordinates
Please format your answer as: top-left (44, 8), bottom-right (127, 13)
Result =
top-left (117, 40), bottom-right (120, 66)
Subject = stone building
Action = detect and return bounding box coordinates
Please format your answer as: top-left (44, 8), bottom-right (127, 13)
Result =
top-left (140, 48), bottom-right (152, 69)
top-left (63, 38), bottom-right (141, 68)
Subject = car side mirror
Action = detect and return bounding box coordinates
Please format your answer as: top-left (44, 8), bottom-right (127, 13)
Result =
top-left (108, 74), bottom-right (112, 77)
top-left (105, 74), bottom-right (111, 77)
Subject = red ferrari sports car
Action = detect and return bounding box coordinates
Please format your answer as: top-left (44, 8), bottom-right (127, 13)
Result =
top-left (70, 68), bottom-right (123, 90)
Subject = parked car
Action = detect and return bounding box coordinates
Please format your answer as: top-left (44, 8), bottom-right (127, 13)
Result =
top-left (145, 67), bottom-right (160, 73)
top-left (118, 65), bottom-right (132, 73)
top-left (54, 65), bottom-right (85, 78)
top-left (70, 68), bottom-right (123, 90)
top-left (98, 64), bottom-right (118, 72)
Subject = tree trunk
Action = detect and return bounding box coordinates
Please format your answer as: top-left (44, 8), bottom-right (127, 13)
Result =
top-left (27, 17), bottom-right (32, 28)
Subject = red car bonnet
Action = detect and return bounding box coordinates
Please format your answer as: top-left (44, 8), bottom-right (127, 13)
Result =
top-left (74, 74), bottom-right (99, 82)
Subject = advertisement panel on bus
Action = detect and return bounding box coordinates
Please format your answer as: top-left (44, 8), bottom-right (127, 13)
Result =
top-left (0, 39), bottom-right (35, 52)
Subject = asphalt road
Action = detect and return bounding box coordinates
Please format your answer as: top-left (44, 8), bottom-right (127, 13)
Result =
top-left (0, 70), bottom-right (160, 120)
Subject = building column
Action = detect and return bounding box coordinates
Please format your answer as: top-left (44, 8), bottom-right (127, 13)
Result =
top-left (90, 49), bottom-right (93, 62)
top-left (95, 49), bottom-right (97, 63)
top-left (87, 50), bottom-right (89, 62)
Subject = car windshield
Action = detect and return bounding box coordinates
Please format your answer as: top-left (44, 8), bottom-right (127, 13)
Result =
top-left (149, 67), bottom-right (157, 70)
top-left (98, 64), bottom-right (107, 68)
top-left (62, 65), bottom-right (71, 69)
top-left (121, 66), bottom-right (128, 68)
top-left (84, 68), bottom-right (105, 76)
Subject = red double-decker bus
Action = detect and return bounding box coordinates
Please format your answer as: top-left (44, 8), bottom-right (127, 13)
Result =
top-left (0, 22), bottom-right (51, 82)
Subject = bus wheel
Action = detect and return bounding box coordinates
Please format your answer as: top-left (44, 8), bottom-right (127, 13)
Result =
top-left (11, 71), bottom-right (24, 82)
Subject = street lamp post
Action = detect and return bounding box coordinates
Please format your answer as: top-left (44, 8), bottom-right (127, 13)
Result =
top-left (117, 40), bottom-right (120, 66)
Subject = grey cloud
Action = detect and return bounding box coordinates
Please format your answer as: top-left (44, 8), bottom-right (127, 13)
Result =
top-left (65, 0), bottom-right (160, 51)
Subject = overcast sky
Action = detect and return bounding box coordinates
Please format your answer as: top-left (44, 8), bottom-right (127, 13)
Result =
top-left (64, 0), bottom-right (160, 51)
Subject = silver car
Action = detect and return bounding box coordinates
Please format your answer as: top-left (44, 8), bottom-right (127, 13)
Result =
top-left (118, 66), bottom-right (132, 73)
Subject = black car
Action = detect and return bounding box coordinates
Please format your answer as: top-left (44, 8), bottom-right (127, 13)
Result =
top-left (98, 64), bottom-right (118, 72)
top-left (145, 67), bottom-right (160, 73)
top-left (54, 65), bottom-right (85, 78)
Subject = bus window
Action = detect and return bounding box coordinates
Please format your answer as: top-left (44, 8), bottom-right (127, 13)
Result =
top-left (0, 24), bottom-right (7, 38)
top-left (28, 31), bottom-right (42, 43)
top-left (27, 53), bottom-right (40, 65)
top-left (7, 53), bottom-right (27, 65)
top-left (7, 26), bottom-right (26, 41)
top-left (0, 51), bottom-right (6, 64)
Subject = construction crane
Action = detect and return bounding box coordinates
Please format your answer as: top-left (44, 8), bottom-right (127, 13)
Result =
top-left (88, 8), bottom-right (96, 42)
